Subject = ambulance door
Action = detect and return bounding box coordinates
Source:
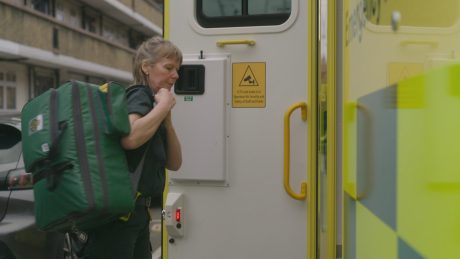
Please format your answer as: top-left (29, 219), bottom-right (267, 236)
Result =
top-left (340, 0), bottom-right (460, 258)
top-left (164, 0), bottom-right (317, 258)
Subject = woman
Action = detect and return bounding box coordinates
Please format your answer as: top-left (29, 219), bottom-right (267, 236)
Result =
top-left (84, 36), bottom-right (183, 259)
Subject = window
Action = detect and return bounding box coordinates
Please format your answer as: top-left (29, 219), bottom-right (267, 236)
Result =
top-left (55, 1), bottom-right (65, 21)
top-left (87, 76), bottom-right (106, 85)
top-left (0, 71), bottom-right (17, 110)
top-left (197, 0), bottom-right (291, 28)
top-left (69, 8), bottom-right (80, 27)
top-left (6, 87), bottom-right (16, 109)
top-left (31, 0), bottom-right (55, 16)
top-left (33, 67), bottom-right (57, 97)
top-left (82, 7), bottom-right (100, 34)
top-left (146, 0), bottom-right (164, 12)
top-left (66, 72), bottom-right (106, 85)
top-left (55, 0), bottom-right (81, 28)
top-left (129, 30), bottom-right (148, 49)
top-left (67, 72), bottom-right (86, 82)
top-left (0, 124), bottom-right (22, 164)
top-left (102, 17), bottom-right (129, 46)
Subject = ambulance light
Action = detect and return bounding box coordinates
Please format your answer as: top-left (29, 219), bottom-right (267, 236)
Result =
top-left (175, 208), bottom-right (181, 222)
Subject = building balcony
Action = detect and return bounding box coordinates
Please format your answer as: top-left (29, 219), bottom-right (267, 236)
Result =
top-left (80, 0), bottom-right (163, 36)
top-left (0, 1), bottom-right (139, 81)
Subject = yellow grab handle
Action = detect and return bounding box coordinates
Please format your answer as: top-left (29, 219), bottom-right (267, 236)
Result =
top-left (216, 40), bottom-right (256, 47)
top-left (344, 101), bottom-right (368, 201)
top-left (400, 40), bottom-right (438, 48)
top-left (283, 102), bottom-right (308, 200)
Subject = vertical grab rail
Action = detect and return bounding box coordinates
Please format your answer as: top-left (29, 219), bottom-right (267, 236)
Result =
top-left (283, 102), bottom-right (308, 200)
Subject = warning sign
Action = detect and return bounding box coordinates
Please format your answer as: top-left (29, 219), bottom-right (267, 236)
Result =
top-left (232, 62), bottom-right (266, 108)
top-left (239, 66), bottom-right (259, 86)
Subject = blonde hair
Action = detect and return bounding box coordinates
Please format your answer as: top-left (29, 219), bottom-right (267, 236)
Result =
top-left (132, 36), bottom-right (183, 85)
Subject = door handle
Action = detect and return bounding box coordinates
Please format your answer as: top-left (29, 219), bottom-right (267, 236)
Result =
top-left (344, 101), bottom-right (369, 201)
top-left (400, 40), bottom-right (438, 48)
top-left (283, 102), bottom-right (308, 200)
top-left (216, 40), bottom-right (256, 47)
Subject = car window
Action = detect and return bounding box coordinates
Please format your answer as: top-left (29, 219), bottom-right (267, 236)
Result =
top-left (0, 124), bottom-right (21, 164)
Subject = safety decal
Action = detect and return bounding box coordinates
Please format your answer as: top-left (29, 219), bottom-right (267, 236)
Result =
top-left (29, 114), bottom-right (44, 135)
top-left (232, 62), bottom-right (266, 108)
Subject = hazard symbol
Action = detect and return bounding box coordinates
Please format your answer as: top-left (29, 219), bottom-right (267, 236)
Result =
top-left (239, 66), bottom-right (259, 86)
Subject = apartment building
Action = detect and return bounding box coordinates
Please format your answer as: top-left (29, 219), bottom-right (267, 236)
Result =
top-left (0, 0), bottom-right (163, 113)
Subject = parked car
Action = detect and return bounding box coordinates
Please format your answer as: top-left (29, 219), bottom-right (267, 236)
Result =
top-left (0, 113), bottom-right (77, 259)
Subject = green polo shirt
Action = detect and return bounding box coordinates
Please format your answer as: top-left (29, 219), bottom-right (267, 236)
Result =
top-left (125, 85), bottom-right (167, 199)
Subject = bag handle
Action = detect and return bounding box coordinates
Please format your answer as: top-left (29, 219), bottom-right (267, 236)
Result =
top-left (126, 85), bottom-right (154, 197)
top-left (129, 146), bottom-right (149, 197)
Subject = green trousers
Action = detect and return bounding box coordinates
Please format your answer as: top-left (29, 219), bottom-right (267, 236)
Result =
top-left (83, 205), bottom-right (151, 259)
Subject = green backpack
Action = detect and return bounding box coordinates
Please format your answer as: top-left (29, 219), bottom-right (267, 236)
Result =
top-left (21, 80), bottom-right (134, 232)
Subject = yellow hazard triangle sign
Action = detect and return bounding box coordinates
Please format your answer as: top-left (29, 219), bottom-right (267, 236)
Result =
top-left (239, 66), bottom-right (259, 86)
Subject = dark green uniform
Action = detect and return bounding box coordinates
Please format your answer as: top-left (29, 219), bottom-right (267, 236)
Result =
top-left (125, 85), bottom-right (167, 203)
top-left (83, 85), bottom-right (167, 259)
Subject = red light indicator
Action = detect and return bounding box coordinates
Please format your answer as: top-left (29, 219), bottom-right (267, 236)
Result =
top-left (175, 208), bottom-right (181, 222)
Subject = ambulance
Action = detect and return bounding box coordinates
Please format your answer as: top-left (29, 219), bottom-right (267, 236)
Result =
top-left (163, 1), bottom-right (460, 258)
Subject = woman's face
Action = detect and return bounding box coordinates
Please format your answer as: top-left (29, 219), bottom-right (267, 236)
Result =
top-left (143, 57), bottom-right (180, 93)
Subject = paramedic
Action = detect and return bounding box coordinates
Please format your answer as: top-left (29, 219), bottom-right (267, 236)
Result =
top-left (84, 36), bottom-right (183, 259)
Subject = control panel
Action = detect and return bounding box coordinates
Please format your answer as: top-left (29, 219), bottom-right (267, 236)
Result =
top-left (164, 192), bottom-right (184, 240)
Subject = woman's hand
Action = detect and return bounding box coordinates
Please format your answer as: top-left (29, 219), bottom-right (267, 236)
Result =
top-left (155, 88), bottom-right (176, 112)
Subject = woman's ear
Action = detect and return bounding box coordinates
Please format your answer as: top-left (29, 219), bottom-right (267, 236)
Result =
top-left (141, 62), bottom-right (150, 75)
